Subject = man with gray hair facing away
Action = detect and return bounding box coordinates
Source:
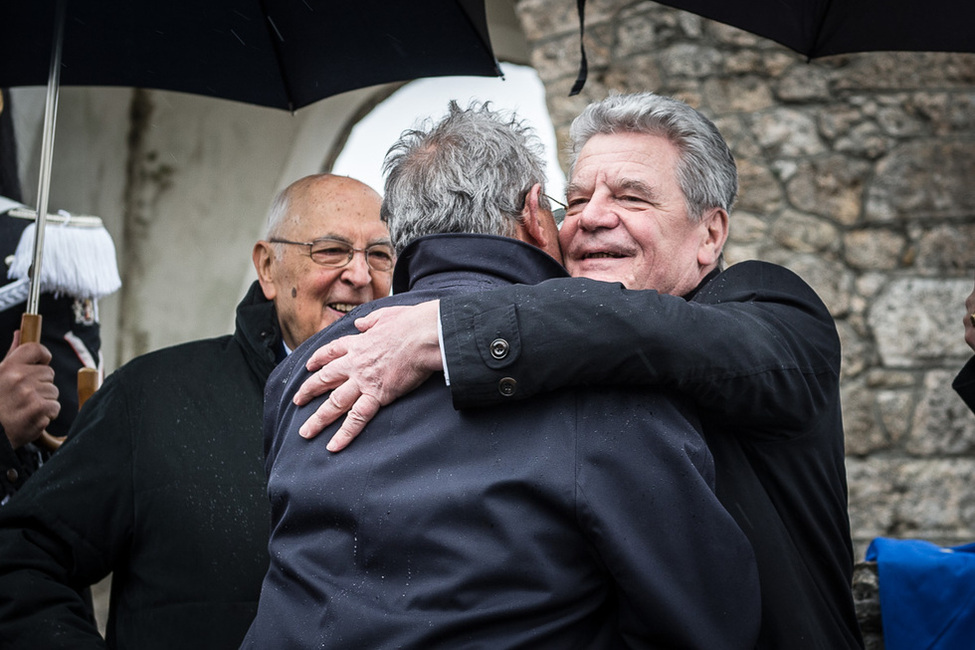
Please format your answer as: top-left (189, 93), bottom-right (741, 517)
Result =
top-left (242, 101), bottom-right (760, 649)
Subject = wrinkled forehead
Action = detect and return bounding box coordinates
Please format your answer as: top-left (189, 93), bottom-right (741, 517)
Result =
top-left (284, 189), bottom-right (386, 243)
top-left (568, 132), bottom-right (681, 192)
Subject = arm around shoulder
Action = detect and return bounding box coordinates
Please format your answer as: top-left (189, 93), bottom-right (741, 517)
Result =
top-left (440, 262), bottom-right (840, 431)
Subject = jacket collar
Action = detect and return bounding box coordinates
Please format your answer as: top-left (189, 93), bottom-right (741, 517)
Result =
top-left (392, 233), bottom-right (568, 294)
top-left (683, 267), bottom-right (722, 301)
top-left (235, 280), bottom-right (282, 382)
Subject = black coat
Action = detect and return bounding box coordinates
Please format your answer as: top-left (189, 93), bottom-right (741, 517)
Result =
top-left (438, 260), bottom-right (863, 650)
top-left (0, 281), bottom-right (278, 649)
top-left (244, 234), bottom-right (761, 649)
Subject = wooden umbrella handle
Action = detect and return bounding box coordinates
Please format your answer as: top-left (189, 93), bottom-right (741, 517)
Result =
top-left (39, 368), bottom-right (101, 452)
top-left (21, 314), bottom-right (102, 452)
top-left (19, 313), bottom-right (42, 345)
top-left (78, 367), bottom-right (99, 407)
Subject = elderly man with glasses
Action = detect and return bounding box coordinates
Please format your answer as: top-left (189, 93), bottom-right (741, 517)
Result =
top-left (0, 174), bottom-right (391, 650)
top-left (254, 174), bottom-right (394, 354)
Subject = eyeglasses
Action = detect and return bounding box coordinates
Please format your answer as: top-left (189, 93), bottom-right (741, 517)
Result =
top-left (542, 193), bottom-right (567, 223)
top-left (269, 237), bottom-right (395, 272)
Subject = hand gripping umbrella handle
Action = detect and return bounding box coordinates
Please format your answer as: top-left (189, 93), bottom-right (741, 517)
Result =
top-left (37, 368), bottom-right (100, 451)
top-left (20, 313), bottom-right (102, 452)
top-left (17, 314), bottom-right (61, 450)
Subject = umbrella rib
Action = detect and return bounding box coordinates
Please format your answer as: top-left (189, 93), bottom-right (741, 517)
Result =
top-left (27, 0), bottom-right (67, 316)
top-left (454, 0), bottom-right (502, 77)
top-left (808, 0), bottom-right (835, 58)
top-left (259, 1), bottom-right (297, 113)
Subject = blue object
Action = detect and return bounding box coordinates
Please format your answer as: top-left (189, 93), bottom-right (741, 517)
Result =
top-left (866, 537), bottom-right (975, 650)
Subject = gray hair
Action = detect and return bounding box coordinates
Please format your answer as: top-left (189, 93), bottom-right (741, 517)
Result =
top-left (381, 101), bottom-right (549, 253)
top-left (263, 184), bottom-right (292, 240)
top-left (568, 92), bottom-right (738, 221)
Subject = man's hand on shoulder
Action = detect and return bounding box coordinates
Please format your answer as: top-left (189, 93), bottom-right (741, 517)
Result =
top-left (295, 301), bottom-right (443, 451)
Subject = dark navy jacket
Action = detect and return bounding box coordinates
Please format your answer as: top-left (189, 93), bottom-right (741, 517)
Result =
top-left (245, 234), bottom-right (760, 649)
top-left (438, 260), bottom-right (863, 649)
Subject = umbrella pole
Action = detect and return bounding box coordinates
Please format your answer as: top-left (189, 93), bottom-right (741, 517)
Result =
top-left (21, 0), bottom-right (65, 343)
top-left (23, 1), bottom-right (66, 452)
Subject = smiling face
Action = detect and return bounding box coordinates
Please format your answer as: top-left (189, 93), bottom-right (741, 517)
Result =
top-left (560, 132), bottom-right (727, 296)
top-left (254, 175), bottom-right (391, 350)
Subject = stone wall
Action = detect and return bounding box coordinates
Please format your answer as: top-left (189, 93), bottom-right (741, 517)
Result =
top-left (853, 562), bottom-right (883, 650)
top-left (513, 0), bottom-right (975, 557)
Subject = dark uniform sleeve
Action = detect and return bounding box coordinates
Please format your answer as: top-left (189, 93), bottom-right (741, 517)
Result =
top-left (952, 357), bottom-right (975, 414)
top-left (0, 370), bottom-right (135, 649)
top-left (440, 261), bottom-right (840, 436)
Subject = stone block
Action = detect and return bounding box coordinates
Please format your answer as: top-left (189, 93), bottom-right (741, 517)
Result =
top-left (726, 210), bottom-right (768, 244)
top-left (877, 389), bottom-right (914, 445)
top-left (907, 370), bottom-right (975, 455)
top-left (865, 141), bottom-right (975, 222)
top-left (613, 3), bottom-right (675, 57)
top-left (514, 0), bottom-right (579, 39)
top-left (751, 108), bottom-right (825, 158)
top-left (833, 52), bottom-right (975, 91)
top-left (850, 458), bottom-right (975, 543)
top-left (776, 65), bottom-right (832, 102)
top-left (702, 76), bottom-right (775, 113)
top-left (836, 319), bottom-right (872, 379)
top-left (658, 43), bottom-right (723, 79)
top-left (772, 210), bottom-right (840, 254)
top-left (842, 229), bottom-right (907, 271)
top-left (600, 54), bottom-right (663, 94)
top-left (847, 458), bottom-right (897, 539)
top-left (867, 278), bottom-right (970, 367)
top-left (785, 155), bottom-right (870, 226)
top-left (843, 380), bottom-right (890, 456)
top-left (915, 224), bottom-right (975, 274)
top-left (834, 120), bottom-right (890, 159)
top-left (736, 158), bottom-right (783, 213)
top-left (818, 104), bottom-right (868, 140)
top-left (529, 37), bottom-right (584, 83)
top-left (852, 562), bottom-right (884, 649)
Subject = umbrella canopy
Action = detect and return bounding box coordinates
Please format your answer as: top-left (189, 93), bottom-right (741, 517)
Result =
top-left (0, 0), bottom-right (501, 111)
top-left (0, 0), bottom-right (500, 310)
top-left (568, 0), bottom-right (974, 94)
top-left (652, 0), bottom-right (975, 59)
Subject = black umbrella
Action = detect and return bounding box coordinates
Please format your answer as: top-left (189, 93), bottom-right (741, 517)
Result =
top-left (1, 0), bottom-right (500, 110)
top-left (652, 0), bottom-right (975, 58)
top-left (569, 0), bottom-right (975, 93)
top-left (0, 0), bottom-right (499, 320)
top-left (0, 0), bottom-right (500, 449)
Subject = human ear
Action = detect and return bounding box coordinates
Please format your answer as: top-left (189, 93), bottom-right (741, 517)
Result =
top-left (521, 184), bottom-right (563, 263)
top-left (698, 208), bottom-right (729, 267)
top-left (253, 241), bottom-right (278, 300)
